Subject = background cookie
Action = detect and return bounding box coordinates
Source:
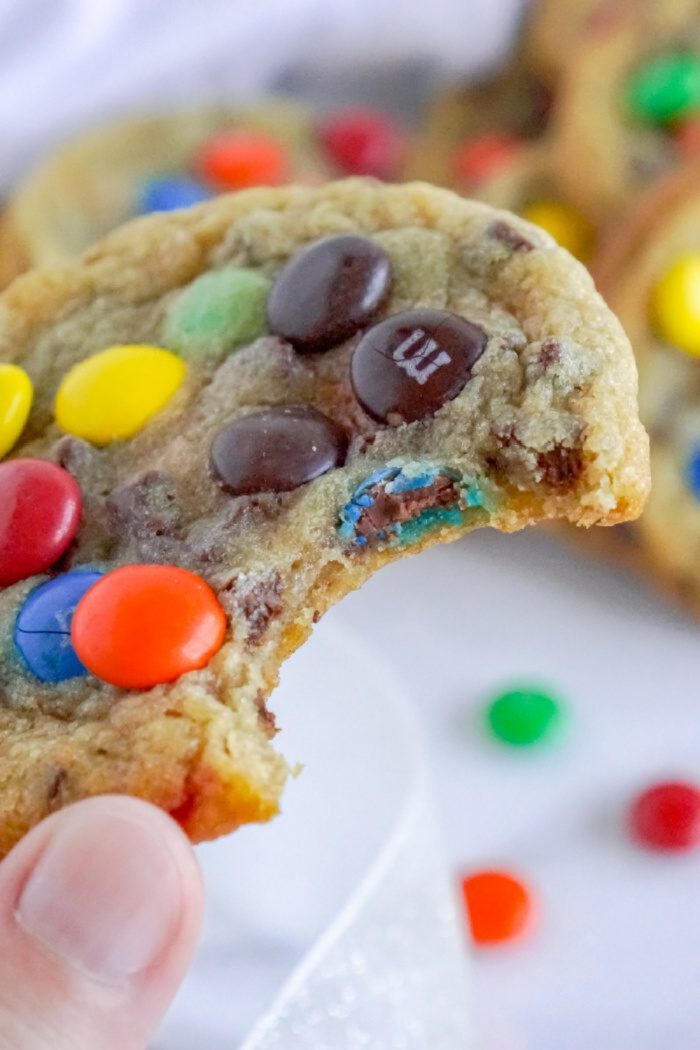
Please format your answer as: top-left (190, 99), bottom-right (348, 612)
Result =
top-left (553, 0), bottom-right (700, 222)
top-left (6, 100), bottom-right (409, 266)
top-left (0, 179), bottom-right (647, 856)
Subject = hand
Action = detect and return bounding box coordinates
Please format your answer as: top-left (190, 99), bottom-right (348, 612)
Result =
top-left (0, 796), bottom-right (204, 1049)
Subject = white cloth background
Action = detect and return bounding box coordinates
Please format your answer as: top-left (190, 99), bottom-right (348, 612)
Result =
top-left (1, 2), bottom-right (699, 1047)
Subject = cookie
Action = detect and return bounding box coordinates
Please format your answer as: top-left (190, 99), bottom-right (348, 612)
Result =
top-left (7, 101), bottom-right (408, 267)
top-left (553, 0), bottom-right (700, 222)
top-left (0, 179), bottom-right (648, 856)
top-left (524, 0), bottom-right (619, 84)
top-left (591, 161), bottom-right (700, 609)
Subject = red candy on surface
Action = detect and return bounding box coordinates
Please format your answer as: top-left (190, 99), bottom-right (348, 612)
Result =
top-left (461, 869), bottom-right (535, 945)
top-left (319, 108), bottom-right (405, 179)
top-left (628, 780), bottom-right (700, 851)
top-left (0, 458), bottom-right (82, 586)
top-left (71, 564), bottom-right (227, 690)
top-left (196, 132), bottom-right (289, 190)
top-left (453, 132), bottom-right (522, 185)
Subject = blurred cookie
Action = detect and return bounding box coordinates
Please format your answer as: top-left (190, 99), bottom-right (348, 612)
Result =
top-left (7, 101), bottom-right (408, 266)
top-left (553, 0), bottom-right (700, 221)
top-left (595, 161), bottom-right (700, 610)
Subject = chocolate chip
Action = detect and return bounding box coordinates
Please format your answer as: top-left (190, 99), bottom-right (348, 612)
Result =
top-left (211, 405), bottom-right (348, 496)
top-left (107, 471), bottom-right (181, 540)
top-left (537, 339), bottom-right (562, 368)
top-left (536, 446), bottom-right (583, 487)
top-left (486, 221), bottom-right (534, 253)
top-left (350, 309), bottom-right (486, 425)
top-left (267, 235), bottom-right (392, 353)
top-left (220, 573), bottom-right (283, 643)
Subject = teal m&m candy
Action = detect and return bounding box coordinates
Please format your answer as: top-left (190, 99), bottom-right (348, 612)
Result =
top-left (486, 686), bottom-right (563, 747)
top-left (628, 53), bottom-right (700, 126)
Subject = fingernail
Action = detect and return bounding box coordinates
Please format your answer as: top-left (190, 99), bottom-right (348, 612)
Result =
top-left (16, 804), bottom-right (184, 984)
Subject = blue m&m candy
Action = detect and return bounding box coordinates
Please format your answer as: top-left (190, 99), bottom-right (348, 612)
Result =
top-left (686, 446), bottom-right (700, 499)
top-left (138, 177), bottom-right (213, 215)
top-left (14, 571), bottom-right (103, 682)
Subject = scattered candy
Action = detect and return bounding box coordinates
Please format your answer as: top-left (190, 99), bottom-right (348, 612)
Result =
top-left (628, 780), bottom-right (700, 851)
top-left (461, 869), bottom-right (535, 945)
top-left (0, 459), bottom-right (82, 586)
top-left (14, 571), bottom-right (103, 682)
top-left (486, 686), bottom-right (563, 747)
top-left (55, 345), bottom-right (186, 445)
top-left (0, 363), bottom-right (33, 459)
top-left (138, 176), bottom-right (213, 214)
top-left (628, 53), bottom-right (700, 126)
top-left (71, 564), bottom-right (226, 690)
top-left (211, 405), bottom-right (347, 496)
top-left (318, 108), bottom-right (405, 179)
top-left (652, 253), bottom-right (700, 355)
top-left (267, 234), bottom-right (392, 353)
top-left (520, 199), bottom-right (594, 261)
top-left (350, 308), bottom-right (486, 424)
top-left (453, 132), bottom-right (522, 185)
top-left (196, 131), bottom-right (288, 190)
top-left (164, 268), bottom-right (270, 358)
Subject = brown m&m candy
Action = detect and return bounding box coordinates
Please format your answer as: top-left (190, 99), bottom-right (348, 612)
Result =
top-left (350, 309), bottom-right (486, 424)
top-left (211, 405), bottom-right (347, 496)
top-left (266, 235), bottom-right (392, 353)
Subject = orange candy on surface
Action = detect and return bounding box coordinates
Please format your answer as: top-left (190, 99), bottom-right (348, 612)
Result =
top-left (461, 869), bottom-right (535, 945)
top-left (71, 565), bottom-right (226, 690)
top-left (196, 132), bottom-right (289, 190)
top-left (453, 133), bottom-right (522, 186)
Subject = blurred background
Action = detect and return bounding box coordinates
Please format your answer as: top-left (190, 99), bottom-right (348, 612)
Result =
top-left (3, 1), bottom-right (700, 1047)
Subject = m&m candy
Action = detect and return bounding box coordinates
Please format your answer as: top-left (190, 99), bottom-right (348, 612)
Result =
top-left (318, 108), bottom-right (405, 179)
top-left (55, 345), bottom-right (186, 445)
top-left (196, 132), bottom-right (288, 190)
top-left (461, 869), bottom-right (535, 945)
top-left (14, 571), bottom-right (103, 682)
top-left (138, 176), bottom-right (213, 215)
top-left (452, 132), bottom-right (522, 186)
top-left (486, 685), bottom-right (563, 747)
top-left (628, 780), bottom-right (700, 851)
top-left (652, 254), bottom-right (700, 355)
top-left (628, 53), bottom-right (700, 126)
top-left (686, 447), bottom-right (700, 499)
top-left (520, 199), bottom-right (594, 261)
top-left (71, 564), bottom-right (226, 690)
top-left (164, 268), bottom-right (270, 359)
top-left (0, 459), bottom-right (82, 586)
top-left (0, 364), bottom-right (33, 460)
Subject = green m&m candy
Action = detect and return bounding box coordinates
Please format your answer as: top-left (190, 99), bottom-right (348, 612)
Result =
top-left (164, 267), bottom-right (270, 359)
top-left (628, 53), bottom-right (700, 126)
top-left (485, 686), bottom-right (563, 747)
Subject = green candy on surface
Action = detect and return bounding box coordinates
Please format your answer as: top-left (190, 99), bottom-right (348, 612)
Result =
top-left (164, 268), bottom-right (271, 358)
top-left (486, 686), bottom-right (563, 747)
top-left (628, 53), bottom-right (700, 126)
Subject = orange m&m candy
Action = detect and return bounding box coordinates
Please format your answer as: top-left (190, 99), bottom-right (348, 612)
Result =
top-left (461, 869), bottom-right (535, 945)
top-left (453, 132), bottom-right (522, 186)
top-left (71, 565), bottom-right (226, 690)
top-left (196, 132), bottom-right (289, 190)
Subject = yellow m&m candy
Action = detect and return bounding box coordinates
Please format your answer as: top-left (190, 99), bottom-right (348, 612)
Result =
top-left (0, 364), bottom-right (33, 459)
top-left (521, 200), bottom-right (595, 262)
top-left (652, 254), bottom-right (700, 356)
top-left (55, 345), bottom-right (186, 445)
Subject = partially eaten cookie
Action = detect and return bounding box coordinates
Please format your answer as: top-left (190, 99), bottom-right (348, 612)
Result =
top-left (0, 180), bottom-right (649, 855)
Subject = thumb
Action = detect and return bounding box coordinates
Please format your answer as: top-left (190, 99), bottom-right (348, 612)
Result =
top-left (0, 795), bottom-right (204, 1050)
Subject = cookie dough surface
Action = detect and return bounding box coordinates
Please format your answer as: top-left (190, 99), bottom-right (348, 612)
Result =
top-left (0, 180), bottom-right (648, 855)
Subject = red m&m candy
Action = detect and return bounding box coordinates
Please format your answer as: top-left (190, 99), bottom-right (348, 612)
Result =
top-left (627, 779), bottom-right (700, 851)
top-left (196, 132), bottom-right (289, 190)
top-left (0, 459), bottom-right (81, 586)
top-left (461, 869), bottom-right (535, 945)
top-left (71, 564), bottom-right (226, 690)
top-left (319, 108), bottom-right (405, 179)
top-left (453, 133), bottom-right (522, 186)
